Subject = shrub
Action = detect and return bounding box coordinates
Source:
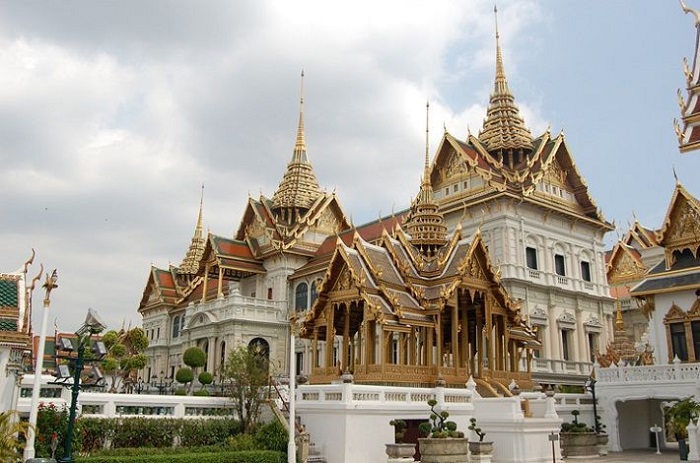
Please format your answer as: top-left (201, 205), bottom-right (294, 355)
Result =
top-left (193, 389), bottom-right (211, 397)
top-left (180, 418), bottom-right (240, 447)
top-left (183, 347), bottom-right (207, 369)
top-left (226, 433), bottom-right (260, 451)
top-left (80, 450), bottom-right (283, 463)
top-left (175, 367), bottom-right (193, 385)
top-left (198, 371), bottom-right (214, 386)
top-left (36, 402), bottom-right (81, 459)
top-left (111, 418), bottom-right (180, 448)
top-left (560, 410), bottom-right (593, 433)
top-left (80, 417), bottom-right (115, 453)
top-left (254, 420), bottom-right (288, 453)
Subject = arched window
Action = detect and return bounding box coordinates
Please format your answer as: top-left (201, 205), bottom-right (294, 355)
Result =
top-left (248, 337), bottom-right (270, 372)
top-left (220, 341), bottom-right (226, 369)
top-left (295, 283), bottom-right (308, 311)
top-left (180, 315), bottom-right (186, 332)
top-left (310, 280), bottom-right (320, 307)
top-left (172, 316), bottom-right (180, 338)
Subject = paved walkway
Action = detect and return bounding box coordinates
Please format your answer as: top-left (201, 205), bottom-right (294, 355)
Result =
top-left (567, 449), bottom-right (680, 462)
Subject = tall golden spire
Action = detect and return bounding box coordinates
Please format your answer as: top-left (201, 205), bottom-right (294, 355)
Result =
top-left (180, 184), bottom-right (206, 274)
top-left (478, 6), bottom-right (533, 158)
top-left (406, 101), bottom-right (447, 255)
top-left (272, 70), bottom-right (323, 223)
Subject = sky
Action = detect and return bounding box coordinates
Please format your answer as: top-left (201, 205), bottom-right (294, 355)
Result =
top-left (2, 0), bottom-right (700, 333)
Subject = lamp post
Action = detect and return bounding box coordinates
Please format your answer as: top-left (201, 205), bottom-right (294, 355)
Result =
top-left (58, 309), bottom-right (106, 463)
top-left (24, 269), bottom-right (58, 462)
top-left (585, 376), bottom-right (599, 434)
top-left (151, 371), bottom-right (171, 394)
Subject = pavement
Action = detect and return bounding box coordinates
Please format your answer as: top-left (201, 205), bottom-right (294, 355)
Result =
top-left (566, 449), bottom-right (680, 462)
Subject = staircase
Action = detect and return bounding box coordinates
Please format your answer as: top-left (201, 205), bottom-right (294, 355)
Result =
top-left (267, 380), bottom-right (327, 463)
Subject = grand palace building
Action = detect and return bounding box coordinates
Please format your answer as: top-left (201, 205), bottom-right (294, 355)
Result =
top-left (137, 20), bottom-right (616, 392)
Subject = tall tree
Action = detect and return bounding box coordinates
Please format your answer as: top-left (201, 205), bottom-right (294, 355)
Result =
top-left (222, 345), bottom-right (271, 434)
top-left (101, 327), bottom-right (149, 392)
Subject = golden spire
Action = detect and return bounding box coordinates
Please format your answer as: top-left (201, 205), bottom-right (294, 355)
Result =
top-left (615, 298), bottom-right (625, 332)
top-left (180, 184), bottom-right (206, 274)
top-left (406, 101), bottom-right (447, 255)
top-left (272, 70), bottom-right (323, 220)
top-left (478, 6), bottom-right (533, 157)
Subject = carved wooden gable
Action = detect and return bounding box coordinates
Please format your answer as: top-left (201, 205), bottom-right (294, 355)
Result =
top-left (332, 265), bottom-right (355, 293)
top-left (608, 245), bottom-right (646, 284)
top-left (543, 158), bottom-right (567, 187)
top-left (664, 195), bottom-right (700, 253)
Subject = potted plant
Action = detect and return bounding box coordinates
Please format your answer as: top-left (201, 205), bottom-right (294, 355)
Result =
top-left (417, 399), bottom-right (468, 463)
top-left (385, 419), bottom-right (416, 461)
top-left (595, 414), bottom-right (608, 456)
top-left (665, 397), bottom-right (700, 461)
top-left (468, 417), bottom-right (494, 458)
top-left (560, 410), bottom-right (598, 458)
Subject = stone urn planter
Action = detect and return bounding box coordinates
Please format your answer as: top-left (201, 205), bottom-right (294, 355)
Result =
top-left (468, 441), bottom-right (494, 463)
top-left (596, 433), bottom-right (609, 456)
top-left (418, 437), bottom-right (469, 463)
top-left (560, 432), bottom-right (598, 458)
top-left (385, 443), bottom-right (416, 462)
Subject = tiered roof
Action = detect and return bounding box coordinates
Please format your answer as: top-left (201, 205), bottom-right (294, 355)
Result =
top-left (676, 1), bottom-right (700, 153)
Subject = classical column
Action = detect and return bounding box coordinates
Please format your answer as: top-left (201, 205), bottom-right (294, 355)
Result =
top-left (451, 304), bottom-right (459, 368)
top-left (217, 268), bottom-right (224, 298)
top-left (342, 304), bottom-right (350, 370)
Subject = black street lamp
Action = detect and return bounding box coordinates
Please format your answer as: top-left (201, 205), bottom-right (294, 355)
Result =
top-left (151, 370), bottom-right (172, 394)
top-left (585, 376), bottom-right (599, 434)
top-left (58, 309), bottom-right (107, 463)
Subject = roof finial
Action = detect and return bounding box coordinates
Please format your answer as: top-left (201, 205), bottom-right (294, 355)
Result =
top-left (294, 70), bottom-right (307, 161)
top-left (494, 5), bottom-right (506, 94)
top-left (673, 165), bottom-right (680, 184)
top-left (424, 101), bottom-right (430, 184)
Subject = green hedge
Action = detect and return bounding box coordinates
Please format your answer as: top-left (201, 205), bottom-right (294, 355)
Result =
top-left (80, 450), bottom-right (283, 463)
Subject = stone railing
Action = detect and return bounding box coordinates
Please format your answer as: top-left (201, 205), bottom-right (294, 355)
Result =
top-left (297, 382), bottom-right (474, 409)
top-left (185, 291), bottom-right (288, 324)
top-left (596, 359), bottom-right (700, 384)
top-left (529, 358), bottom-right (593, 375)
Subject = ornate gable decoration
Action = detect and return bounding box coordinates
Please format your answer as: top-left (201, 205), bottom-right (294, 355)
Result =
top-left (658, 184), bottom-right (700, 267)
top-left (583, 316), bottom-right (603, 333)
top-left (664, 303), bottom-right (687, 324)
top-left (608, 244), bottom-right (647, 284)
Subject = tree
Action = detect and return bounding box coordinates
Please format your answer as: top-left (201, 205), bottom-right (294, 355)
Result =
top-left (181, 346), bottom-right (207, 394)
top-left (0, 411), bottom-right (31, 461)
top-left (222, 345), bottom-right (271, 434)
top-left (101, 327), bottom-right (149, 392)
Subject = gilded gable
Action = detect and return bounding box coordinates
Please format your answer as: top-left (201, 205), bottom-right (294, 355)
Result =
top-left (664, 303), bottom-right (687, 323)
top-left (316, 208), bottom-right (340, 233)
top-left (608, 247), bottom-right (646, 284)
top-left (665, 197), bottom-right (700, 250)
top-left (544, 159), bottom-right (567, 187)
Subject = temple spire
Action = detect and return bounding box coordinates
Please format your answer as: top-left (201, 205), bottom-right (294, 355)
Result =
top-left (478, 6), bottom-right (533, 159)
top-left (406, 101), bottom-right (447, 255)
top-left (272, 70), bottom-right (323, 223)
top-left (180, 184), bottom-right (206, 274)
top-left (293, 70), bottom-right (307, 163)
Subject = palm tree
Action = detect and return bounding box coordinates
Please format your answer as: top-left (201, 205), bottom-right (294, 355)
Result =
top-left (0, 410), bottom-right (32, 462)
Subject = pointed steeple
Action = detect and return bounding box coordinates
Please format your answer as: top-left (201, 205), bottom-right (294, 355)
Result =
top-left (406, 102), bottom-right (448, 255)
top-left (272, 70), bottom-right (323, 223)
top-left (478, 6), bottom-right (533, 161)
top-left (180, 185), bottom-right (206, 274)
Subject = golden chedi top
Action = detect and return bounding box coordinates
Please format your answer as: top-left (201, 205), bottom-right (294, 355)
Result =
top-left (478, 7), bottom-right (533, 157)
top-left (271, 71), bottom-right (323, 219)
top-left (180, 185), bottom-right (206, 274)
top-left (405, 102), bottom-right (448, 255)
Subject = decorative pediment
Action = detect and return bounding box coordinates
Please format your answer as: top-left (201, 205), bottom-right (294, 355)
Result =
top-left (583, 316), bottom-right (603, 333)
top-left (557, 311), bottom-right (576, 330)
top-left (664, 303), bottom-right (687, 323)
top-left (333, 267), bottom-right (355, 292)
top-left (688, 298), bottom-right (700, 318)
top-left (529, 307), bottom-right (548, 326)
top-left (544, 159), bottom-right (567, 186)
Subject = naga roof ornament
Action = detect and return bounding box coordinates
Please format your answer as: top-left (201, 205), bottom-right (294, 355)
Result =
top-left (179, 184), bottom-right (206, 274)
top-left (271, 70), bottom-right (324, 214)
top-left (477, 6), bottom-right (533, 155)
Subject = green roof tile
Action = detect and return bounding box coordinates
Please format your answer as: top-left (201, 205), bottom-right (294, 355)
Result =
top-left (0, 280), bottom-right (18, 307)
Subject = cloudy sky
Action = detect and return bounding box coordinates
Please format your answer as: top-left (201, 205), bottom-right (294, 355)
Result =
top-left (2, 1), bottom-right (700, 332)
